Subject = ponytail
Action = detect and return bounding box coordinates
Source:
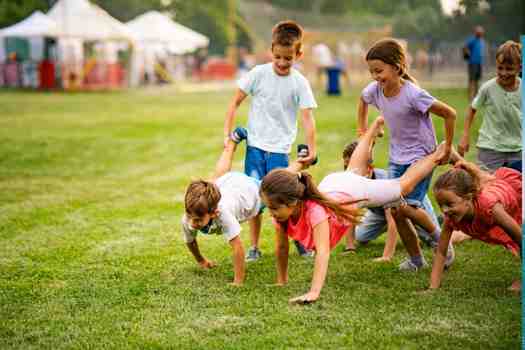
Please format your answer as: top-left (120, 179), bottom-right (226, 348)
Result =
top-left (262, 169), bottom-right (364, 225)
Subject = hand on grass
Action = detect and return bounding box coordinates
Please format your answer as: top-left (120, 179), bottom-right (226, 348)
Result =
top-left (289, 291), bottom-right (319, 305)
top-left (229, 281), bottom-right (243, 287)
top-left (199, 259), bottom-right (217, 269)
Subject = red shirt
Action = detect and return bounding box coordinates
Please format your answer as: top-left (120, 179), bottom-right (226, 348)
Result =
top-left (447, 168), bottom-right (522, 255)
top-left (273, 193), bottom-right (353, 251)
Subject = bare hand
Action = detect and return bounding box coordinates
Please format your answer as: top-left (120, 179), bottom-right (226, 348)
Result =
top-left (289, 291), bottom-right (319, 305)
top-left (458, 135), bottom-right (470, 156)
top-left (229, 281), bottom-right (243, 287)
top-left (436, 144), bottom-right (452, 165)
top-left (199, 259), bottom-right (217, 269)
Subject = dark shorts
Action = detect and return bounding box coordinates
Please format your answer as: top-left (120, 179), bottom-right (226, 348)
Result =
top-left (468, 63), bottom-right (482, 81)
top-left (477, 147), bottom-right (522, 173)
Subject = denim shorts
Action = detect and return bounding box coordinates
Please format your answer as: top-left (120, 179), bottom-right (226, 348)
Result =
top-left (388, 162), bottom-right (433, 207)
top-left (245, 145), bottom-right (289, 180)
top-left (355, 195), bottom-right (438, 245)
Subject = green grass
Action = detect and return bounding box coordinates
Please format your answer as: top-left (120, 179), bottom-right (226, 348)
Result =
top-left (0, 87), bottom-right (520, 349)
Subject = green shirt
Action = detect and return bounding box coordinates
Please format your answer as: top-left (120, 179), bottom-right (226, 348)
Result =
top-left (472, 77), bottom-right (522, 152)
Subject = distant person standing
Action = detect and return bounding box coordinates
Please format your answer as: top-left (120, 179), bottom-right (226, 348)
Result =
top-left (463, 26), bottom-right (485, 101)
top-left (312, 42), bottom-right (333, 88)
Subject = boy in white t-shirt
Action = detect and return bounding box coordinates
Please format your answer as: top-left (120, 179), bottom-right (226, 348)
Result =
top-left (223, 20), bottom-right (318, 261)
top-left (182, 138), bottom-right (312, 286)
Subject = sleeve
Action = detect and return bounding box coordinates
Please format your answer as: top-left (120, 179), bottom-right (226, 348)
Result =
top-left (217, 210), bottom-right (241, 242)
top-left (237, 65), bottom-right (259, 95)
top-left (297, 75), bottom-right (318, 109)
top-left (411, 85), bottom-right (436, 114)
top-left (471, 82), bottom-right (488, 110)
top-left (181, 215), bottom-right (197, 243)
top-left (361, 81), bottom-right (378, 107)
top-left (307, 202), bottom-right (330, 228)
top-left (477, 183), bottom-right (517, 226)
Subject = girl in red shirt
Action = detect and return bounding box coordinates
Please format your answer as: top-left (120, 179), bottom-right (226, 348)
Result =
top-left (430, 155), bottom-right (522, 292)
top-left (260, 117), bottom-right (447, 304)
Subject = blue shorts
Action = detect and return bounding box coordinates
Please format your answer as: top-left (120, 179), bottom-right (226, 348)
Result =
top-left (388, 162), bottom-right (433, 208)
top-left (245, 145), bottom-right (289, 180)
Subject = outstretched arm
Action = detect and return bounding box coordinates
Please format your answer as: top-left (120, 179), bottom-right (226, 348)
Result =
top-left (289, 219), bottom-right (330, 304)
top-left (458, 107), bottom-right (477, 156)
top-left (186, 239), bottom-right (217, 269)
top-left (275, 224), bottom-right (290, 285)
top-left (492, 203), bottom-right (522, 255)
top-left (224, 89), bottom-right (248, 147)
top-left (357, 97), bottom-right (369, 136)
top-left (229, 236), bottom-right (246, 285)
top-left (429, 225), bottom-right (453, 289)
top-left (428, 100), bottom-right (456, 164)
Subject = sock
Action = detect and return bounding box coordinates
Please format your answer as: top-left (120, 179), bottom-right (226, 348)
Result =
top-left (410, 254), bottom-right (424, 267)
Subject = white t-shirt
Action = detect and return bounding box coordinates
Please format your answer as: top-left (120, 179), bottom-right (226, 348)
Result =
top-left (238, 63), bottom-right (317, 154)
top-left (182, 172), bottom-right (262, 243)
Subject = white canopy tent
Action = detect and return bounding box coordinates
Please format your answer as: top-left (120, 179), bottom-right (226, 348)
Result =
top-left (0, 11), bottom-right (60, 38)
top-left (126, 11), bottom-right (209, 86)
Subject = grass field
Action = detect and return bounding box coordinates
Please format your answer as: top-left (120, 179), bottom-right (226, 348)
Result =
top-left (0, 87), bottom-right (521, 349)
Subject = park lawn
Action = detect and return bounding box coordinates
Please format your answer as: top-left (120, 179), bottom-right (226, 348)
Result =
top-left (0, 87), bottom-right (520, 349)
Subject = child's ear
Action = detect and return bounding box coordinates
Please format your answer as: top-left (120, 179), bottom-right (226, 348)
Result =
top-left (296, 50), bottom-right (303, 60)
top-left (211, 209), bottom-right (220, 218)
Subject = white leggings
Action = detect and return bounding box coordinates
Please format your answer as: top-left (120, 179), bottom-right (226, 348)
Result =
top-left (318, 171), bottom-right (402, 208)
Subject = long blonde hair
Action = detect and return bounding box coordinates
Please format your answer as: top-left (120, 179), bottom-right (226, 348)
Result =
top-left (366, 38), bottom-right (417, 84)
top-left (260, 169), bottom-right (363, 224)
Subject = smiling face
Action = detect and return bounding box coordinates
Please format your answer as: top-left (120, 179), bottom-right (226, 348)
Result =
top-left (271, 44), bottom-right (301, 76)
top-left (434, 189), bottom-right (474, 224)
top-left (367, 59), bottom-right (400, 90)
top-left (495, 58), bottom-right (521, 90)
top-left (261, 193), bottom-right (298, 222)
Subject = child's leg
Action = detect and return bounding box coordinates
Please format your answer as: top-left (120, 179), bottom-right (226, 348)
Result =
top-left (393, 210), bottom-right (424, 264)
top-left (343, 227), bottom-right (356, 252)
top-left (213, 140), bottom-right (238, 179)
top-left (398, 144), bottom-right (444, 196)
top-left (348, 116), bottom-right (384, 176)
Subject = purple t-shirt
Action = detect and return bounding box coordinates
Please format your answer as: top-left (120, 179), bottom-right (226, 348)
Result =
top-left (362, 81), bottom-right (437, 164)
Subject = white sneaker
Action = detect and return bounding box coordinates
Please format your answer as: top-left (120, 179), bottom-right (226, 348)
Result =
top-left (399, 257), bottom-right (428, 272)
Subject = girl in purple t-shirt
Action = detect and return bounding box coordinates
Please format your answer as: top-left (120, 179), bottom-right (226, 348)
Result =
top-left (358, 38), bottom-right (457, 271)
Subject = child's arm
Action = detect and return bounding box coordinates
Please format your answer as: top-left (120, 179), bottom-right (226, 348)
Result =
top-left (429, 225), bottom-right (453, 289)
top-left (455, 159), bottom-right (496, 186)
top-left (428, 100), bottom-right (457, 164)
top-left (299, 108), bottom-right (317, 165)
top-left (375, 208), bottom-right (398, 262)
top-left (289, 219), bottom-right (330, 304)
top-left (275, 224), bottom-right (290, 285)
top-left (458, 107), bottom-right (477, 156)
top-left (224, 89), bottom-right (248, 147)
top-left (186, 240), bottom-right (217, 269)
top-left (492, 203), bottom-right (522, 254)
top-left (228, 236), bottom-right (246, 285)
top-left (357, 97), bottom-right (369, 136)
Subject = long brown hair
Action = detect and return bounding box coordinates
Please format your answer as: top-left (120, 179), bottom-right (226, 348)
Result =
top-left (366, 38), bottom-right (417, 84)
top-left (260, 169), bottom-right (363, 224)
top-left (433, 168), bottom-right (480, 199)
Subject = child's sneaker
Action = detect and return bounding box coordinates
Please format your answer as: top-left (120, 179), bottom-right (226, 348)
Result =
top-left (230, 127), bottom-right (248, 144)
top-left (245, 247), bottom-right (261, 262)
top-left (297, 144), bottom-right (319, 165)
top-left (300, 250), bottom-right (315, 258)
top-left (398, 257), bottom-right (428, 272)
